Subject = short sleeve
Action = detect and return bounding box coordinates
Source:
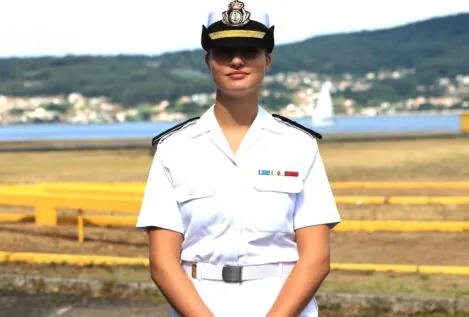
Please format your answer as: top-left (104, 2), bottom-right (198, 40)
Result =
top-left (293, 147), bottom-right (341, 230)
top-left (135, 154), bottom-right (184, 234)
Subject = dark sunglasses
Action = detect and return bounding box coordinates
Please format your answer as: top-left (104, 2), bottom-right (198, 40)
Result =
top-left (211, 47), bottom-right (263, 60)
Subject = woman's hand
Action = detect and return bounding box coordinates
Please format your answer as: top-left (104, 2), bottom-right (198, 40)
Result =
top-left (266, 224), bottom-right (332, 317)
top-left (148, 227), bottom-right (215, 317)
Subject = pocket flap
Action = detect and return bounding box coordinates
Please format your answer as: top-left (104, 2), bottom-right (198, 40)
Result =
top-left (174, 183), bottom-right (216, 203)
top-left (253, 176), bottom-right (304, 194)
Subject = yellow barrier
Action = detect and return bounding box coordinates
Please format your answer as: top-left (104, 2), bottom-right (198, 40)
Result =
top-left (44, 187), bottom-right (144, 197)
top-left (331, 263), bottom-right (469, 275)
top-left (34, 181), bottom-right (469, 191)
top-left (336, 196), bottom-right (469, 205)
top-left (1, 213), bottom-right (468, 233)
top-left (335, 220), bottom-right (469, 232)
top-left (0, 251), bottom-right (148, 266)
top-left (0, 192), bottom-right (141, 214)
top-left (0, 191), bottom-right (142, 242)
top-left (1, 251), bottom-right (468, 275)
top-left (39, 182), bottom-right (144, 188)
top-left (0, 213), bottom-right (137, 227)
top-left (0, 182), bottom-right (144, 197)
top-left (77, 209), bottom-right (85, 243)
top-left (39, 182), bottom-right (145, 194)
top-left (332, 181), bottom-right (469, 190)
top-left (0, 184), bottom-right (43, 193)
top-left (461, 112), bottom-right (469, 133)
top-left (2, 183), bottom-right (469, 240)
top-left (6, 181), bottom-right (469, 192)
top-left (35, 181), bottom-right (469, 190)
top-left (60, 215), bottom-right (138, 227)
top-left (4, 181), bottom-right (469, 193)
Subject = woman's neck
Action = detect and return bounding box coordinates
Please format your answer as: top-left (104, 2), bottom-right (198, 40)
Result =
top-left (213, 89), bottom-right (259, 129)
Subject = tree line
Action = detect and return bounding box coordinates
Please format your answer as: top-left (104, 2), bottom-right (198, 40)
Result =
top-left (0, 13), bottom-right (467, 108)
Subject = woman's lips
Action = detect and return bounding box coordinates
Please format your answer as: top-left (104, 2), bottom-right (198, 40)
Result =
top-left (226, 71), bottom-right (249, 79)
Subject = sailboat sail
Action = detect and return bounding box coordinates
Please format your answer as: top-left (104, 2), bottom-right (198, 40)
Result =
top-left (312, 81), bottom-right (336, 126)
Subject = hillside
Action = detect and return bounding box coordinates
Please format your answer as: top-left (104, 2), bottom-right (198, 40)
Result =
top-left (0, 13), bottom-right (468, 107)
top-left (272, 12), bottom-right (469, 76)
top-left (152, 12), bottom-right (469, 77)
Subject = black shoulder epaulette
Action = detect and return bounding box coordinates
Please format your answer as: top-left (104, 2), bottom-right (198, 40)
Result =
top-left (272, 114), bottom-right (322, 140)
top-left (151, 117), bottom-right (200, 153)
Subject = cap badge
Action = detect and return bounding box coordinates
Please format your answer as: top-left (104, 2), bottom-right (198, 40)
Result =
top-left (222, 0), bottom-right (251, 27)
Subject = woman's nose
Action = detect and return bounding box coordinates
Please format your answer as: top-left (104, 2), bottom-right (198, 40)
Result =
top-left (229, 55), bottom-right (245, 68)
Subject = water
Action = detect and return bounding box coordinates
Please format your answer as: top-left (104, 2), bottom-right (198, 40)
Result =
top-left (297, 113), bottom-right (460, 134)
top-left (0, 113), bottom-right (461, 142)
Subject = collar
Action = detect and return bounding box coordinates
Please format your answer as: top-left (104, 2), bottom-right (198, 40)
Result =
top-left (188, 104), bottom-right (284, 138)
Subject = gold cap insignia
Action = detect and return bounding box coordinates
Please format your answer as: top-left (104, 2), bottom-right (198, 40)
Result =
top-left (222, 0), bottom-right (251, 27)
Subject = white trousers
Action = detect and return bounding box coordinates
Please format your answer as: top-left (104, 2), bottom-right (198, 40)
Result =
top-left (170, 268), bottom-right (319, 317)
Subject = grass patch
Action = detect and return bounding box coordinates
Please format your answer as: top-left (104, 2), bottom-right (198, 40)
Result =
top-left (321, 271), bottom-right (469, 298)
top-left (320, 138), bottom-right (469, 181)
top-left (0, 138), bottom-right (468, 183)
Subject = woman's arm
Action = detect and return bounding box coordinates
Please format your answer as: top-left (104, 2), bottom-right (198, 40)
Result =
top-left (265, 144), bottom-right (340, 316)
top-left (149, 228), bottom-right (214, 317)
top-left (266, 224), bottom-right (331, 317)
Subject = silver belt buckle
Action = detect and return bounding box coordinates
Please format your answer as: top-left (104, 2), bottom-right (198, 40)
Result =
top-left (222, 265), bottom-right (242, 283)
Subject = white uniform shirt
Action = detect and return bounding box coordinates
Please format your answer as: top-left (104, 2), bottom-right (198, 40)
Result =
top-left (136, 105), bottom-right (341, 266)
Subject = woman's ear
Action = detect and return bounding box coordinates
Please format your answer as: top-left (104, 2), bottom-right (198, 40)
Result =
top-left (265, 53), bottom-right (273, 73)
top-left (204, 52), bottom-right (211, 71)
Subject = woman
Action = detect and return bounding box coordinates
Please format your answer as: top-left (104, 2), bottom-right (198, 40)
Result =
top-left (136, 1), bottom-right (341, 316)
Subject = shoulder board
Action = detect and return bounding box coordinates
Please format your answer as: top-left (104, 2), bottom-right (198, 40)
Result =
top-left (151, 117), bottom-right (200, 150)
top-left (272, 114), bottom-right (322, 140)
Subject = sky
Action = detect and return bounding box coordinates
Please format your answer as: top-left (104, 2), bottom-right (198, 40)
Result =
top-left (1, 0), bottom-right (468, 58)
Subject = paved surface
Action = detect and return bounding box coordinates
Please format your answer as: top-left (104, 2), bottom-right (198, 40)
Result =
top-left (0, 291), bottom-right (466, 317)
top-left (0, 292), bottom-right (171, 317)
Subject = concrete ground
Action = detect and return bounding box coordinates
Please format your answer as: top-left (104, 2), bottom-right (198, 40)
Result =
top-left (0, 292), bottom-right (171, 317)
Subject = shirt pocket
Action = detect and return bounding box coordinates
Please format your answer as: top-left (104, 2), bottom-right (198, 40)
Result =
top-left (174, 182), bottom-right (216, 204)
top-left (252, 176), bottom-right (304, 232)
top-left (174, 181), bottom-right (219, 232)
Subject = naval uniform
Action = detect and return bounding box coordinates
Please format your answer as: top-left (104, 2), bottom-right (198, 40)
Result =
top-left (136, 105), bottom-right (341, 316)
top-left (137, 1), bottom-right (341, 315)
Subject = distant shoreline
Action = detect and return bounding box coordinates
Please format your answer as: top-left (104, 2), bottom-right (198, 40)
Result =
top-left (0, 109), bottom-right (465, 128)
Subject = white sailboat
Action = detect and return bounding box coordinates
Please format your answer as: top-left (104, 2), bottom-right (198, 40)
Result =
top-left (311, 81), bottom-right (336, 127)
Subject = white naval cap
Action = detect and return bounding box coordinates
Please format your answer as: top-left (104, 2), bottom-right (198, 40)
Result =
top-left (201, 1), bottom-right (275, 52)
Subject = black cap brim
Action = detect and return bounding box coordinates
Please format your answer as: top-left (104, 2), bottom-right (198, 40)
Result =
top-left (202, 22), bottom-right (274, 53)
top-left (208, 37), bottom-right (268, 50)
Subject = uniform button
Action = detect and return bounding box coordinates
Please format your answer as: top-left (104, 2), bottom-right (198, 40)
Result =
top-left (188, 189), bottom-right (194, 196)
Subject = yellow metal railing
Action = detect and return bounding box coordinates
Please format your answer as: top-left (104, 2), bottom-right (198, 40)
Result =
top-left (334, 220), bottom-right (469, 232)
top-left (1, 181), bottom-right (469, 241)
top-left (331, 181), bottom-right (469, 190)
top-left (1, 251), bottom-right (468, 276)
top-left (0, 190), bottom-right (141, 243)
top-left (461, 111), bottom-right (469, 133)
top-left (4, 181), bottom-right (469, 193)
top-left (335, 196), bottom-right (469, 204)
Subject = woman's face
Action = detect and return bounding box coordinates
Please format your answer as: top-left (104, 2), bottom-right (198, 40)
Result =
top-left (205, 47), bottom-right (272, 97)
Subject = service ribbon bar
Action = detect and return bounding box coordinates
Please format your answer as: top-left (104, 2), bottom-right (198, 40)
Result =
top-left (258, 170), bottom-right (299, 177)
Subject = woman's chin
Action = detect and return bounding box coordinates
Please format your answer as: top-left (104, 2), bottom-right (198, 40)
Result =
top-left (222, 88), bottom-right (255, 98)
top-left (218, 82), bottom-right (261, 97)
